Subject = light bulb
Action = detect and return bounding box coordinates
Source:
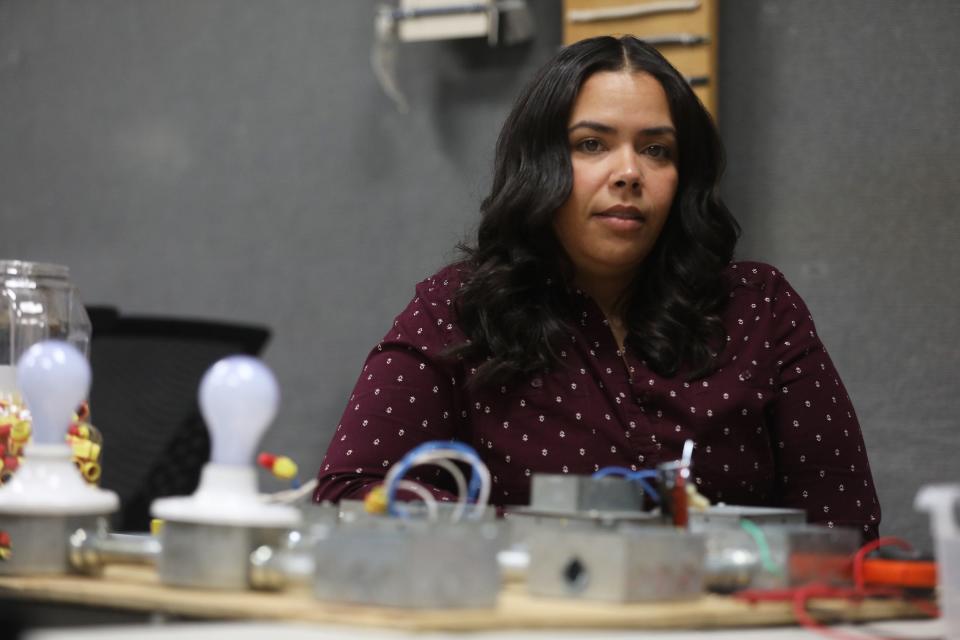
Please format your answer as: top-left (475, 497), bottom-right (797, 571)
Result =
top-left (199, 355), bottom-right (279, 466)
top-left (16, 340), bottom-right (90, 446)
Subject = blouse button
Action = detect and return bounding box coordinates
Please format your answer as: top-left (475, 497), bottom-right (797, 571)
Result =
top-left (531, 378), bottom-right (543, 388)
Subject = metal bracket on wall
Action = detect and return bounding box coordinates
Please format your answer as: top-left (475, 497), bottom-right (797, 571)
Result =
top-left (371, 1), bottom-right (535, 113)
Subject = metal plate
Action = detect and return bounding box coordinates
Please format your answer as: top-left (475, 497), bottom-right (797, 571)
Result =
top-left (312, 519), bottom-right (502, 608)
top-left (527, 525), bottom-right (705, 603)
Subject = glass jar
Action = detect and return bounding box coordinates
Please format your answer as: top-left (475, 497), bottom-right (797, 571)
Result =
top-left (0, 260), bottom-right (91, 400)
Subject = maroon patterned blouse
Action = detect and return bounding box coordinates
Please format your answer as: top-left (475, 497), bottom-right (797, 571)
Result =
top-left (314, 261), bottom-right (881, 539)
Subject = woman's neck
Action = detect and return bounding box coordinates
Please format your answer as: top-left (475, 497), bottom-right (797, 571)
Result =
top-left (574, 273), bottom-right (629, 316)
top-left (574, 273), bottom-right (631, 350)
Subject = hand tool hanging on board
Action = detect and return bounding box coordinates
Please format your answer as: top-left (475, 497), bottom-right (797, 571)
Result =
top-left (568, 0), bottom-right (701, 24)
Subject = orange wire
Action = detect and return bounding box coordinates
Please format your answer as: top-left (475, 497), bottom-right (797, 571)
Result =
top-left (735, 536), bottom-right (940, 640)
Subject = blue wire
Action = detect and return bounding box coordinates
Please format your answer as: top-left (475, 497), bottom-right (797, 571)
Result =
top-left (631, 477), bottom-right (661, 503)
top-left (385, 440), bottom-right (484, 517)
top-left (592, 466), bottom-right (662, 503)
top-left (626, 470), bottom-right (661, 503)
top-left (591, 466), bottom-right (635, 479)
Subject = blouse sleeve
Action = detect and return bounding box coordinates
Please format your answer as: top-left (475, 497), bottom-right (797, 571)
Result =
top-left (762, 267), bottom-right (881, 539)
top-left (313, 275), bottom-right (467, 503)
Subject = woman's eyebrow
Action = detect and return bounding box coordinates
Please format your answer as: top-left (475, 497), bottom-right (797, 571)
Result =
top-left (640, 126), bottom-right (677, 137)
top-left (568, 120), bottom-right (616, 134)
top-left (568, 121), bottom-right (677, 137)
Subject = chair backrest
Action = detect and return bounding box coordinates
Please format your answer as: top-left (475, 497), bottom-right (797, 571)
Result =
top-left (86, 306), bottom-right (270, 532)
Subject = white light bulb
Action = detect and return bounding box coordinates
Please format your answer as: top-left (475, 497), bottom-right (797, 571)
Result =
top-left (199, 355), bottom-right (279, 466)
top-left (16, 340), bottom-right (90, 446)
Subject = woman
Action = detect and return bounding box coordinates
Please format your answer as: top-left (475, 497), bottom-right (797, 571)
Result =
top-left (314, 36), bottom-right (880, 539)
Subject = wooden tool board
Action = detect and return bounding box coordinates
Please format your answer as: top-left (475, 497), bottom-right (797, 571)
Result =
top-left (563, 0), bottom-right (719, 118)
top-left (0, 566), bottom-right (930, 632)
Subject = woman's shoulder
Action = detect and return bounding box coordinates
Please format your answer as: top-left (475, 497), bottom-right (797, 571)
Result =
top-left (723, 260), bottom-right (794, 293)
top-left (393, 262), bottom-right (475, 330)
top-left (412, 262), bottom-right (471, 302)
top-left (722, 261), bottom-right (817, 325)
top-left (384, 263), bottom-right (472, 351)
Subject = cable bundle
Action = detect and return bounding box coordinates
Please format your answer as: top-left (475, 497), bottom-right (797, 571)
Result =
top-left (735, 536), bottom-right (939, 640)
top-left (592, 466), bottom-right (662, 503)
top-left (373, 440), bottom-right (492, 521)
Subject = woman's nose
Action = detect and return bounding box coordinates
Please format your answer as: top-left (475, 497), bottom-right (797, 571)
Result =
top-left (611, 151), bottom-right (642, 190)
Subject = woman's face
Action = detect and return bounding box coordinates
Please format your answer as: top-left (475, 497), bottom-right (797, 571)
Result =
top-left (553, 70), bottom-right (679, 289)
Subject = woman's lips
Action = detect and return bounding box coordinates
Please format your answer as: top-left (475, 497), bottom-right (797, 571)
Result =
top-left (593, 205), bottom-right (646, 230)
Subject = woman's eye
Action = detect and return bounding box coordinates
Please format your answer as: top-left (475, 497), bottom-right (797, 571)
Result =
top-left (644, 144), bottom-right (672, 159)
top-left (575, 139), bottom-right (604, 153)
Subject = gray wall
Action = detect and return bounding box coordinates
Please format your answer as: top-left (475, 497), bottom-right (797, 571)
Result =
top-left (1, 1), bottom-right (957, 548)
top-left (719, 1), bottom-right (960, 548)
top-left (0, 0), bottom-right (560, 485)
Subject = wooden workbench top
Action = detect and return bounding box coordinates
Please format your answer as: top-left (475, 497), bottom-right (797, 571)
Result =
top-left (0, 566), bottom-right (930, 632)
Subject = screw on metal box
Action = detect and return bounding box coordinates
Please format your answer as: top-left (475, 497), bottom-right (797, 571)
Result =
top-left (526, 525), bottom-right (705, 602)
top-left (149, 356), bottom-right (300, 590)
top-left (0, 342), bottom-right (119, 576)
top-left (311, 517), bottom-right (502, 609)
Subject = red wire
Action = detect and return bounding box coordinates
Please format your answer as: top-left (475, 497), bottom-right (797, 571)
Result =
top-left (904, 598), bottom-right (940, 619)
top-left (734, 536), bottom-right (940, 640)
top-left (852, 537), bottom-right (914, 591)
top-left (794, 585), bottom-right (873, 640)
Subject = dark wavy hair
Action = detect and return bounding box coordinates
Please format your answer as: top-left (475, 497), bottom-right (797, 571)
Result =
top-left (449, 35), bottom-right (740, 386)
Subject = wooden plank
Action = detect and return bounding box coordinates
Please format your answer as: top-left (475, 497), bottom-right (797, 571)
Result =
top-left (0, 566), bottom-right (932, 632)
top-left (563, 0), bottom-right (718, 117)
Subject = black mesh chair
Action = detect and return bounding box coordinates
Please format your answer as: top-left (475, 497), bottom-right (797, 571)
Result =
top-left (86, 307), bottom-right (270, 532)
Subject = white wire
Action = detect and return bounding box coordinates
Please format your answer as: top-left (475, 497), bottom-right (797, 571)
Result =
top-left (260, 471), bottom-right (442, 523)
top-left (413, 449), bottom-right (491, 521)
top-left (391, 479), bottom-right (440, 521)
top-left (261, 478), bottom-right (318, 504)
top-left (384, 453), bottom-right (469, 521)
top-left (405, 453), bottom-right (470, 521)
top-left (383, 447), bottom-right (492, 521)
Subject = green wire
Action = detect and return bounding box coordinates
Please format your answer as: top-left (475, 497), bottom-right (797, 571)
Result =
top-left (740, 518), bottom-right (783, 576)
